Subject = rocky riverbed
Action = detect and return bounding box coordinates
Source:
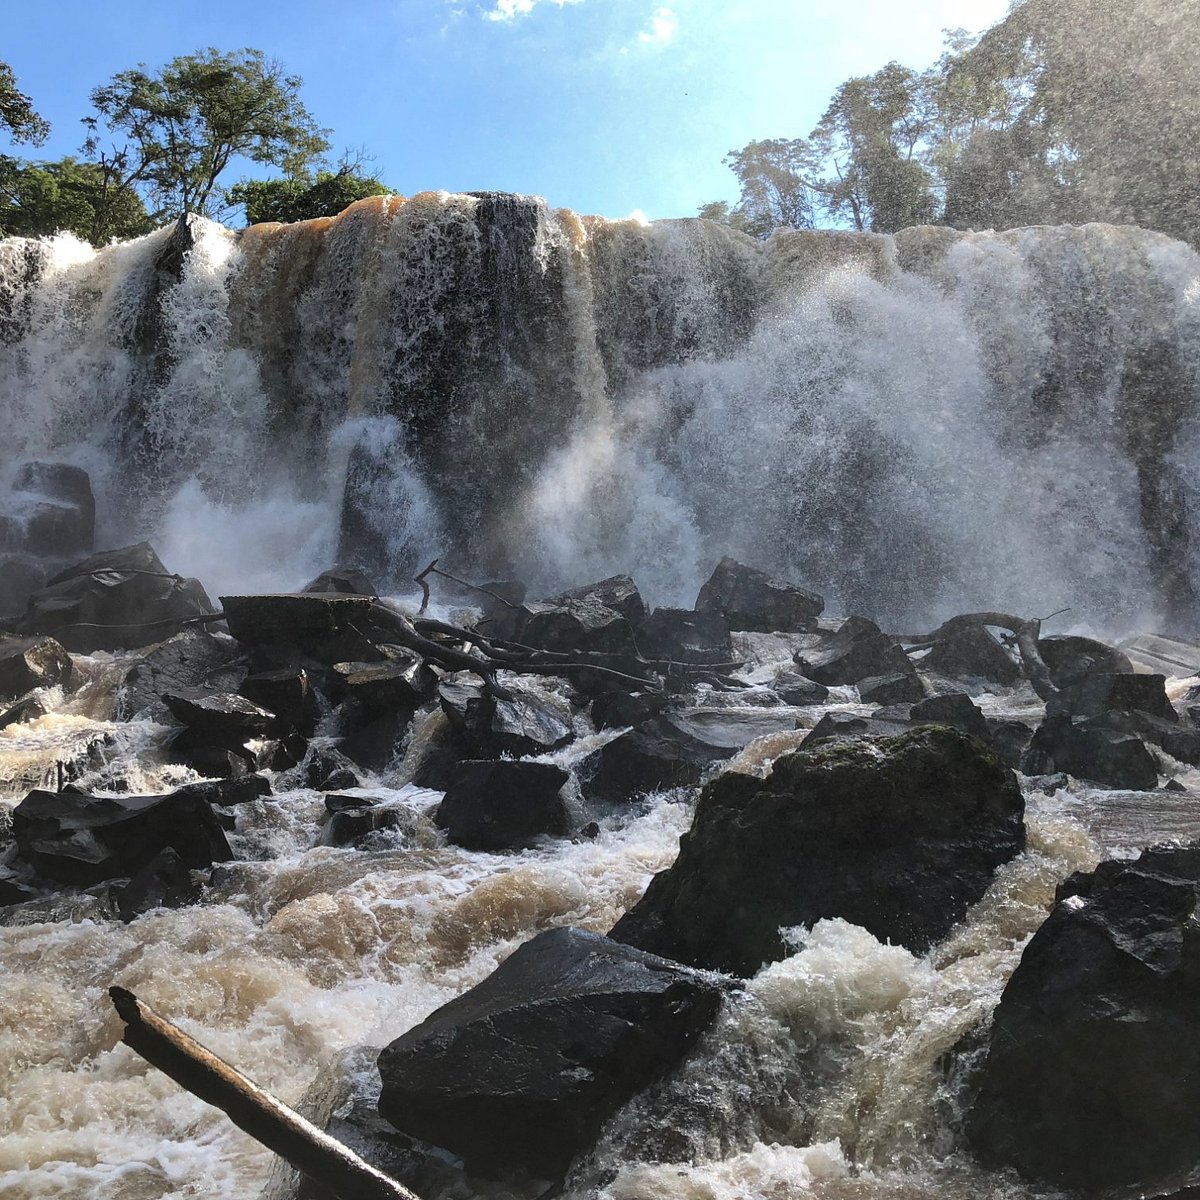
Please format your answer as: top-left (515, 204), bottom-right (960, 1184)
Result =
top-left (3, 535), bottom-right (1200, 1200)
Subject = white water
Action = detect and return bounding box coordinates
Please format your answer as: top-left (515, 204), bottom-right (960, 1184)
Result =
top-left (0, 200), bottom-right (1198, 625)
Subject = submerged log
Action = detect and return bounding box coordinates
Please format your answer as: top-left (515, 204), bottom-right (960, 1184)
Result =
top-left (109, 987), bottom-right (420, 1200)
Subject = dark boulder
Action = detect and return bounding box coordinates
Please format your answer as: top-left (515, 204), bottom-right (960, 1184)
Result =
top-left (637, 608), bottom-right (733, 665)
top-left (337, 710), bottom-right (414, 773)
top-left (239, 668), bottom-right (319, 735)
top-left (319, 796), bottom-right (436, 850)
top-left (985, 719), bottom-right (1035, 770)
top-left (328, 655), bottom-right (436, 720)
top-left (377, 927), bottom-right (725, 1179)
top-left (586, 713), bottom-right (742, 803)
top-left (113, 847), bottom-right (201, 922)
top-left (796, 616), bottom-right (916, 686)
top-left (116, 628), bottom-right (243, 720)
top-left (1053, 670), bottom-right (1177, 723)
top-left (12, 787), bottom-right (232, 887)
top-left (551, 574), bottom-right (648, 625)
top-left (436, 760), bottom-right (573, 850)
top-left (520, 599), bottom-right (637, 656)
top-left (1038, 634), bottom-right (1134, 688)
top-left (770, 670), bottom-right (829, 706)
top-left (163, 690), bottom-right (277, 741)
top-left (1023, 714), bottom-right (1160, 790)
top-left (857, 672), bottom-right (926, 704)
top-left (301, 749), bottom-right (362, 792)
top-left (8, 461), bottom-right (95, 558)
top-left (0, 635), bottom-right (72, 700)
top-left (610, 726), bottom-right (1025, 975)
top-left (967, 845), bottom-right (1200, 1191)
top-left (0, 556), bottom-right (48, 618)
top-left (694, 557), bottom-right (823, 633)
top-left (910, 692), bottom-right (990, 741)
top-left (438, 678), bottom-right (572, 759)
top-left (800, 710), bottom-right (911, 748)
top-left (923, 623), bottom-right (1020, 684)
top-left (179, 775), bottom-right (272, 808)
top-left (302, 567), bottom-right (378, 596)
top-left (591, 690), bottom-right (667, 730)
top-left (221, 593), bottom-right (383, 668)
top-left (18, 543), bottom-right (214, 652)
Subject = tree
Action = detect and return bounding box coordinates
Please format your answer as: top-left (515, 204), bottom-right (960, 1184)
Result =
top-left (0, 156), bottom-right (152, 244)
top-left (83, 47), bottom-right (330, 222)
top-left (0, 60), bottom-right (48, 145)
top-left (227, 160), bottom-right (390, 225)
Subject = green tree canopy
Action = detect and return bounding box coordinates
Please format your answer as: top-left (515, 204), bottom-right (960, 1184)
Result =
top-left (0, 60), bottom-right (49, 145)
top-left (83, 47), bottom-right (331, 222)
top-left (227, 162), bottom-right (390, 225)
top-left (0, 156), bottom-right (152, 244)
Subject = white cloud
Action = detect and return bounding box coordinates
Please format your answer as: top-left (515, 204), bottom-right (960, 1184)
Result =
top-left (637, 5), bottom-right (678, 44)
top-left (485, 0), bottom-right (582, 21)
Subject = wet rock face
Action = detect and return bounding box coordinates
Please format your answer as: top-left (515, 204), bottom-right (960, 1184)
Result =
top-left (377, 927), bottom-right (725, 1180)
top-left (1024, 712), bottom-right (1162, 789)
top-left (550, 574), bottom-right (648, 625)
top-left (438, 677), bottom-right (572, 759)
top-left (694, 557), bottom-right (824, 633)
top-left (637, 608), bottom-right (733, 665)
top-left (1037, 634), bottom-right (1135, 688)
top-left (923, 622), bottom-right (1020, 684)
top-left (12, 787), bottom-right (233, 887)
top-left (610, 726), bottom-right (1025, 975)
top-left (0, 635), bottom-right (73, 700)
top-left (436, 760), bottom-right (573, 850)
top-left (220, 593), bottom-right (381, 667)
top-left (520, 598), bottom-right (637, 656)
top-left (795, 615), bottom-right (916, 686)
top-left (18, 543), bottom-right (214, 653)
top-left (967, 845), bottom-right (1200, 1192)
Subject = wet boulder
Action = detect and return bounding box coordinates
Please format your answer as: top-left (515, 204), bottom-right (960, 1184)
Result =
top-left (436, 760), bottom-right (573, 850)
top-left (796, 616), bottom-right (916, 686)
top-left (239, 667), bottom-right (319, 735)
top-left (694, 557), bottom-right (824, 633)
top-left (910, 692), bottom-right (990, 741)
top-left (116, 628), bottom-right (244, 720)
top-left (590, 689), bottom-right (667, 730)
top-left (586, 712), bottom-right (743, 803)
top-left (320, 794), bottom-right (438, 850)
top-left (438, 678), bottom-right (572, 759)
top-left (800, 709), bottom-right (911, 748)
top-left (302, 567), bottom-right (377, 596)
top-left (922, 622), bottom-right (1020, 684)
top-left (985, 718), bottom-right (1035, 770)
top-left (12, 787), bottom-right (233, 887)
top-left (857, 672), bottom-right (926, 704)
top-left (1038, 634), bottom-right (1134, 688)
top-left (967, 845), bottom-right (1200, 1191)
top-left (328, 654), bottom-right (436, 721)
top-left (1023, 714), bottom-right (1160, 790)
top-left (770, 670), bottom-right (829, 706)
top-left (220, 593), bottom-right (381, 668)
top-left (1053, 671), bottom-right (1177, 724)
top-left (551, 574), bottom-right (648, 625)
top-left (163, 690), bottom-right (278, 741)
top-left (18, 543), bottom-right (215, 652)
top-left (637, 608), bottom-right (733, 665)
top-left (377, 926), bottom-right (725, 1179)
top-left (0, 635), bottom-right (72, 700)
top-left (113, 847), bottom-right (201, 922)
top-left (611, 726), bottom-right (1024, 975)
top-left (5, 461), bottom-right (96, 558)
top-left (520, 599), bottom-right (637, 656)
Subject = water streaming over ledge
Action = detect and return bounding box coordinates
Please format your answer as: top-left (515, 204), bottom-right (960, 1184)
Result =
top-left (2, 197), bottom-right (1200, 1200)
top-left (1, 194), bottom-right (1199, 627)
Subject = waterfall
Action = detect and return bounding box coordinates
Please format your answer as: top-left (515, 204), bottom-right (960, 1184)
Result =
top-left (1, 195), bottom-right (1197, 626)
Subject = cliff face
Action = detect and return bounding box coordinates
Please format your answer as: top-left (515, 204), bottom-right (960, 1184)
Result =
top-left (1, 196), bottom-right (1198, 626)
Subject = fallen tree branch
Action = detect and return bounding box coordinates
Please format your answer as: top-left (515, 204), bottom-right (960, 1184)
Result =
top-left (414, 559), bottom-right (519, 614)
top-left (907, 611), bottom-right (1059, 702)
top-left (108, 986), bottom-right (421, 1200)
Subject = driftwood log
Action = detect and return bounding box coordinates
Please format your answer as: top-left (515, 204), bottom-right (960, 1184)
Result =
top-left (904, 612), bottom-right (1060, 702)
top-left (109, 986), bottom-right (421, 1200)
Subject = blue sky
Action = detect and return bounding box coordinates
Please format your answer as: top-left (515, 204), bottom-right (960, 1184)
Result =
top-left (4, 0), bottom-right (1009, 221)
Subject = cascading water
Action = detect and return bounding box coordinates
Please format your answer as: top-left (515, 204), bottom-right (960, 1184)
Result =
top-left (3, 196), bottom-right (1200, 1200)
top-left (0, 194), bottom-right (1197, 625)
